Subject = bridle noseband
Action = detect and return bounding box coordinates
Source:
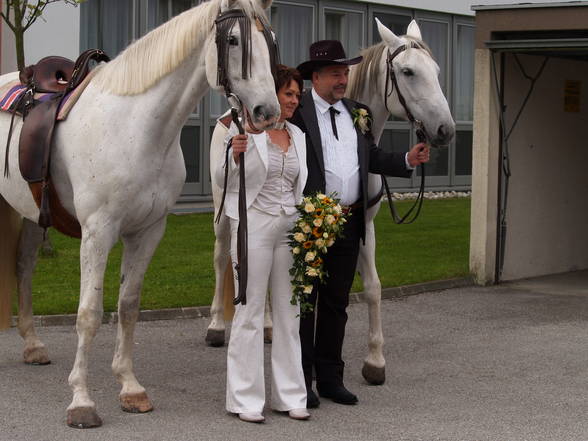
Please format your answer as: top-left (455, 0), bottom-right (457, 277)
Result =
top-left (384, 40), bottom-right (429, 144)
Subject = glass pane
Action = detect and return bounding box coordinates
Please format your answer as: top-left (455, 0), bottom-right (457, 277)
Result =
top-left (158, 0), bottom-right (170, 23)
top-left (372, 13), bottom-right (411, 43)
top-left (180, 126), bottom-right (200, 183)
top-left (271, 3), bottom-right (314, 68)
top-left (325, 10), bottom-right (363, 59)
top-left (210, 92), bottom-right (229, 118)
top-left (85, 0), bottom-right (133, 57)
top-left (379, 129), bottom-right (410, 155)
top-left (417, 144), bottom-right (448, 177)
top-left (455, 25), bottom-right (475, 121)
top-left (419, 20), bottom-right (448, 94)
top-left (172, 0), bottom-right (193, 16)
top-left (455, 130), bottom-right (472, 176)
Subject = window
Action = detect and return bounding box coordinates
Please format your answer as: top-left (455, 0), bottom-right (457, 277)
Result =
top-left (80, 0), bottom-right (133, 57)
top-left (419, 19), bottom-right (448, 93)
top-left (455, 24), bottom-right (475, 121)
top-left (271, 2), bottom-right (315, 68)
top-left (324, 9), bottom-right (364, 59)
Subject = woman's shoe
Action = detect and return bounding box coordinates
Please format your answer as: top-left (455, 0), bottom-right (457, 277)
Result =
top-left (238, 412), bottom-right (265, 423)
top-left (288, 408), bottom-right (310, 420)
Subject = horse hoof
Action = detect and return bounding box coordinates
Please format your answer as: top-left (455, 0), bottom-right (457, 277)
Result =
top-left (362, 363), bottom-right (385, 385)
top-left (120, 392), bottom-right (153, 413)
top-left (263, 327), bottom-right (272, 344)
top-left (67, 407), bottom-right (102, 429)
top-left (23, 346), bottom-right (51, 365)
top-left (205, 329), bottom-right (225, 347)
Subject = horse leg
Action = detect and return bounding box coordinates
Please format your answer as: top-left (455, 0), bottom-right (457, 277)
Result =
top-left (263, 292), bottom-right (272, 344)
top-left (112, 218), bottom-right (166, 414)
top-left (206, 214), bottom-right (230, 347)
top-left (16, 219), bottom-right (49, 365)
top-left (357, 219), bottom-right (386, 385)
top-left (67, 223), bottom-right (117, 429)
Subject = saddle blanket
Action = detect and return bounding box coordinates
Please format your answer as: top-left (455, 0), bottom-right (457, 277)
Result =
top-left (0, 66), bottom-right (100, 121)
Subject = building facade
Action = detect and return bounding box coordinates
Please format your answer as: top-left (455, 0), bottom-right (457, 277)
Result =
top-left (2, 0), bottom-right (476, 201)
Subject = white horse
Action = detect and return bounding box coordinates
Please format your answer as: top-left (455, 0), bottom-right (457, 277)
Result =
top-left (205, 18), bottom-right (455, 385)
top-left (0, 0), bottom-right (279, 428)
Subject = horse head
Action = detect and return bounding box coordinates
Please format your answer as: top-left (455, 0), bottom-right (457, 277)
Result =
top-left (376, 18), bottom-right (455, 147)
top-left (206, 0), bottom-right (280, 131)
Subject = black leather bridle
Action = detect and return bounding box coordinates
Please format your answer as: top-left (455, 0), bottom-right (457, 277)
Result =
top-left (382, 40), bottom-right (431, 224)
top-left (214, 9), bottom-right (279, 306)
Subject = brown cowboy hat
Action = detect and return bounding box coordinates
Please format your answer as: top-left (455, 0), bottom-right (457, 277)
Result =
top-left (296, 40), bottom-right (363, 80)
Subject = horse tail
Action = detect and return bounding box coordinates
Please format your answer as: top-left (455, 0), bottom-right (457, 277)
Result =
top-left (222, 257), bottom-right (235, 322)
top-left (0, 195), bottom-right (22, 329)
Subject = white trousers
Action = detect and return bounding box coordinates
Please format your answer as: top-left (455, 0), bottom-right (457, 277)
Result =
top-left (226, 207), bottom-right (307, 413)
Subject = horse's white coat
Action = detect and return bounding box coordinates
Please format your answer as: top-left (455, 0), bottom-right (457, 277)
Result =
top-left (0, 0), bottom-right (279, 426)
top-left (206, 20), bottom-right (455, 384)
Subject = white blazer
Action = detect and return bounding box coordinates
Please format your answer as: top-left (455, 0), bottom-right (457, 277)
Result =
top-left (214, 121), bottom-right (308, 220)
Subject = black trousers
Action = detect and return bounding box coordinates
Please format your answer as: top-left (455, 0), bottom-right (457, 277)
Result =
top-left (299, 213), bottom-right (361, 389)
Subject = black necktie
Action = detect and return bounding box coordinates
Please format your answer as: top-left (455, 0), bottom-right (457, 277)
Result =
top-left (329, 106), bottom-right (340, 140)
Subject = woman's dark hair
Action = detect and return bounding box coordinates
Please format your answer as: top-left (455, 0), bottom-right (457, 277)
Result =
top-left (275, 64), bottom-right (303, 94)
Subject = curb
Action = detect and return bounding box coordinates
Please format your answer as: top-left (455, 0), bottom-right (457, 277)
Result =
top-left (15, 277), bottom-right (473, 328)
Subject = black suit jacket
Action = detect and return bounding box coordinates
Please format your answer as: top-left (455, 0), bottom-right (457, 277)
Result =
top-left (289, 90), bottom-right (412, 242)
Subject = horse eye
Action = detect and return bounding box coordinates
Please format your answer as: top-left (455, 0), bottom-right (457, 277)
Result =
top-left (228, 35), bottom-right (238, 46)
top-left (402, 68), bottom-right (414, 77)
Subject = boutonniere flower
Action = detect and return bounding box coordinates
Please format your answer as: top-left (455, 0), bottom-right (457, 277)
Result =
top-left (352, 108), bottom-right (371, 134)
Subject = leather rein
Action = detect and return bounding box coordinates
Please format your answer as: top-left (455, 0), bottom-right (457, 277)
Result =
top-left (214, 9), bottom-right (279, 306)
top-left (382, 41), bottom-right (430, 224)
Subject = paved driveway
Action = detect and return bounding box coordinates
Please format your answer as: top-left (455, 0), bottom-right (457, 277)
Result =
top-left (2, 272), bottom-right (588, 441)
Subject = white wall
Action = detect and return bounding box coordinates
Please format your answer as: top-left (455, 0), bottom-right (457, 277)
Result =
top-left (23, 2), bottom-right (80, 65)
top-left (500, 54), bottom-right (588, 280)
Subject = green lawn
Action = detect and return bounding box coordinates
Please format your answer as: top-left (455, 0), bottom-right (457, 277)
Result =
top-left (27, 198), bottom-right (470, 315)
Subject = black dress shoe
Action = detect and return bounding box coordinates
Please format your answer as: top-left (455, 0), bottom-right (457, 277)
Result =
top-left (317, 384), bottom-right (358, 405)
top-left (306, 389), bottom-right (320, 408)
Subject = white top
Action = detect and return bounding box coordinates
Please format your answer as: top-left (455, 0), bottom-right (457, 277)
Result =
top-left (251, 138), bottom-right (299, 215)
top-left (311, 88), bottom-right (361, 206)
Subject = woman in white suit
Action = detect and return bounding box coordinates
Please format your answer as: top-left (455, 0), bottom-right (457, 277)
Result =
top-left (214, 65), bottom-right (309, 423)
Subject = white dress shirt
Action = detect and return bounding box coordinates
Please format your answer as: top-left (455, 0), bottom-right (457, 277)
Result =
top-left (311, 89), bottom-right (414, 206)
top-left (311, 88), bottom-right (361, 206)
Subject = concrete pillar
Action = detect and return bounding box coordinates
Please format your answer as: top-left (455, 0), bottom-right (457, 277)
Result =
top-left (469, 48), bottom-right (501, 285)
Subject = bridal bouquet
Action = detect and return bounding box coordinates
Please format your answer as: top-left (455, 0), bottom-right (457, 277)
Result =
top-left (288, 192), bottom-right (349, 314)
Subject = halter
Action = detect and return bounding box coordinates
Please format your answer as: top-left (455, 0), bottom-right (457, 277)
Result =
top-left (383, 40), bottom-right (430, 224)
top-left (214, 9), bottom-right (279, 102)
top-left (384, 40), bottom-right (429, 144)
top-left (214, 9), bottom-right (280, 306)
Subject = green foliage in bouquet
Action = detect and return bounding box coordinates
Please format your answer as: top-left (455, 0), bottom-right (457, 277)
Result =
top-left (288, 192), bottom-right (349, 314)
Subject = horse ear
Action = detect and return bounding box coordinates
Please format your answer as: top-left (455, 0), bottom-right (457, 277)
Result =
top-left (406, 20), bottom-right (422, 41)
top-left (375, 18), bottom-right (403, 49)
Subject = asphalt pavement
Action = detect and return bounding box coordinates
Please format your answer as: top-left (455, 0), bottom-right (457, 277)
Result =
top-left (2, 271), bottom-right (588, 441)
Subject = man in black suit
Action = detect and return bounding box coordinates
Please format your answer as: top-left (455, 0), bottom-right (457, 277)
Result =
top-left (290, 40), bottom-right (430, 408)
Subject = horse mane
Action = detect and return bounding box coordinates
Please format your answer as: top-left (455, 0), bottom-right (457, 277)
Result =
top-left (93, 0), bottom-right (266, 96)
top-left (347, 36), bottom-right (433, 102)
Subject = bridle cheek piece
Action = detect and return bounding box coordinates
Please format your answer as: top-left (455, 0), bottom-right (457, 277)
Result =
top-left (384, 40), bottom-right (428, 143)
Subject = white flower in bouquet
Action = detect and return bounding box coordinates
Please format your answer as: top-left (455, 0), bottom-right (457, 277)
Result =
top-left (305, 251), bottom-right (316, 262)
top-left (333, 205), bottom-right (342, 215)
top-left (305, 267), bottom-right (318, 277)
top-left (313, 217), bottom-right (323, 227)
top-left (315, 238), bottom-right (325, 248)
top-left (304, 203), bottom-right (315, 213)
top-left (327, 238), bottom-right (335, 247)
top-left (303, 285), bottom-right (313, 294)
top-left (317, 193), bottom-right (326, 200)
top-left (293, 247), bottom-right (301, 255)
top-left (323, 232), bottom-right (329, 238)
top-left (302, 223), bottom-right (312, 233)
top-left (294, 232), bottom-right (305, 242)
top-left (325, 214), bottom-right (335, 225)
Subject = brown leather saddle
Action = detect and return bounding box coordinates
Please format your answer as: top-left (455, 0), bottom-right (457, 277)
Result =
top-left (5, 49), bottom-right (110, 238)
